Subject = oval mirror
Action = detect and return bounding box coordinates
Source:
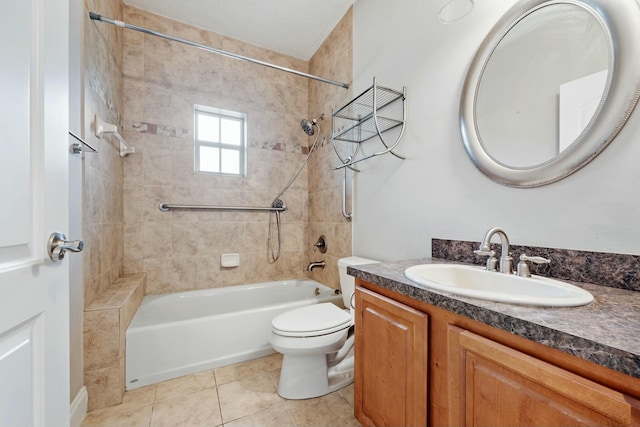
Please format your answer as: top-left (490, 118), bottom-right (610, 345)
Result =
top-left (461, 0), bottom-right (640, 187)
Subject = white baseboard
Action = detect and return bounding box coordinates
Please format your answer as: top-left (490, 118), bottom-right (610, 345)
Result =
top-left (70, 386), bottom-right (88, 427)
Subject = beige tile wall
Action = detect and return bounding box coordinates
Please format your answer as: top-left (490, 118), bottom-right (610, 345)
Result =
top-left (83, 0), bottom-right (127, 411)
top-left (83, 0), bottom-right (125, 307)
top-left (121, 7), bottom-right (318, 294)
top-left (307, 9), bottom-right (354, 288)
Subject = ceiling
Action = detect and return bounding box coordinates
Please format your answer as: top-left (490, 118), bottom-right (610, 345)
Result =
top-left (122, 0), bottom-right (356, 60)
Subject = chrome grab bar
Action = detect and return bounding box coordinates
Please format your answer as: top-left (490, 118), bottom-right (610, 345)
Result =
top-left (341, 164), bottom-right (352, 221)
top-left (158, 203), bottom-right (287, 213)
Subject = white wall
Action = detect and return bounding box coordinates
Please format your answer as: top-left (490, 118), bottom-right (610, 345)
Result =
top-left (351, 0), bottom-right (640, 262)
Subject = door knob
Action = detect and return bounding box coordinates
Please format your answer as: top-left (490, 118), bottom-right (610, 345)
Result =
top-left (47, 232), bottom-right (84, 262)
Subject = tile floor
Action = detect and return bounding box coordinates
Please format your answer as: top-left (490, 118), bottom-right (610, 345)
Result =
top-left (81, 354), bottom-right (361, 427)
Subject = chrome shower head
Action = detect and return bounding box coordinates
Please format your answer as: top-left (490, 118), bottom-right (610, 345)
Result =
top-left (301, 119), bottom-right (315, 136)
top-left (300, 114), bottom-right (324, 136)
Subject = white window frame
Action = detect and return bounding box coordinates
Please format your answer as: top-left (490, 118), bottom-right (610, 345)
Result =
top-left (194, 105), bottom-right (247, 176)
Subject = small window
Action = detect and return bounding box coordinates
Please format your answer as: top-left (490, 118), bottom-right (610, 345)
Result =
top-left (194, 106), bottom-right (247, 175)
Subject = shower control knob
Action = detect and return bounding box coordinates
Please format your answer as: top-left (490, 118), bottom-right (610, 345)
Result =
top-left (313, 235), bottom-right (327, 253)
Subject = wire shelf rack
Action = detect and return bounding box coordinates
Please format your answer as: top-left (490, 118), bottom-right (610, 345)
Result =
top-left (332, 77), bottom-right (407, 170)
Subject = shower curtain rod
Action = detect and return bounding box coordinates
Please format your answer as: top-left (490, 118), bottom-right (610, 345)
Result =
top-left (89, 12), bottom-right (350, 89)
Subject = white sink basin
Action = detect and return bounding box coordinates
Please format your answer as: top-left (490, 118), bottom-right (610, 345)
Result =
top-left (404, 264), bottom-right (594, 307)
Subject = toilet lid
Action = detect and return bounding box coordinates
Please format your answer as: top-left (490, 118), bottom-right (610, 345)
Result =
top-left (272, 303), bottom-right (352, 337)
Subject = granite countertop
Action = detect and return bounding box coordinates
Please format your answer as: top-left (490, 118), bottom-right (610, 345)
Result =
top-left (348, 258), bottom-right (640, 379)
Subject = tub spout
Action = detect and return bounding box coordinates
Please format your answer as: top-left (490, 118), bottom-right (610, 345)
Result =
top-left (307, 261), bottom-right (325, 272)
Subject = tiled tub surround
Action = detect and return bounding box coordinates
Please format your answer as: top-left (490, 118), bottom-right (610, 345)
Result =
top-left (117, 6), bottom-right (354, 296)
top-left (121, 6), bottom-right (314, 295)
top-left (306, 8), bottom-right (354, 288)
top-left (83, 0), bottom-right (126, 309)
top-left (348, 257), bottom-right (640, 380)
top-left (83, 0), bottom-right (129, 412)
top-left (84, 273), bottom-right (146, 411)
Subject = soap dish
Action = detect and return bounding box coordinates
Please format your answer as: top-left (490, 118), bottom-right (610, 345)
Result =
top-left (221, 253), bottom-right (240, 268)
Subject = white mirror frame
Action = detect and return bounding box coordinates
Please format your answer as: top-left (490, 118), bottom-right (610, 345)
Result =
top-left (461, 0), bottom-right (640, 187)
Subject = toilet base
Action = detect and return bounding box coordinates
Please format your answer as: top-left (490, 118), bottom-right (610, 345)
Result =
top-left (277, 353), bottom-right (354, 400)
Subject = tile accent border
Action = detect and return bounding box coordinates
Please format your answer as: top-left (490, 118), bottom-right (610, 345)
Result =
top-left (126, 120), bottom-right (190, 139)
top-left (432, 238), bottom-right (640, 292)
top-left (123, 119), bottom-right (310, 154)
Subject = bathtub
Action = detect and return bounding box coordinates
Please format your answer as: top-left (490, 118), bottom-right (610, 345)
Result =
top-left (125, 279), bottom-right (342, 389)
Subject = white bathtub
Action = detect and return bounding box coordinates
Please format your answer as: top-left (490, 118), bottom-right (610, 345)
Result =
top-left (125, 279), bottom-right (342, 389)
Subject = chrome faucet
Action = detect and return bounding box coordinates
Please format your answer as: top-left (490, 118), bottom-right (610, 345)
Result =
top-left (307, 261), bottom-right (325, 272)
top-left (474, 227), bottom-right (513, 274)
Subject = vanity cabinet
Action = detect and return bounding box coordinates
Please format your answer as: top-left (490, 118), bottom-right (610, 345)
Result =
top-left (354, 287), bottom-right (428, 427)
top-left (354, 281), bottom-right (640, 427)
top-left (448, 326), bottom-right (638, 426)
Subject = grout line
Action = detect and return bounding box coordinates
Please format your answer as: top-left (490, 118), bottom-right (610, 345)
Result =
top-left (146, 384), bottom-right (158, 427)
top-left (151, 384), bottom-right (158, 403)
top-left (147, 402), bottom-right (154, 427)
top-left (214, 383), bottom-right (224, 427)
top-left (282, 398), bottom-right (298, 427)
top-left (268, 369), bottom-right (299, 427)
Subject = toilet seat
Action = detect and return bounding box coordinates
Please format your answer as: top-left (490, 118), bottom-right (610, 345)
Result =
top-left (272, 303), bottom-right (352, 338)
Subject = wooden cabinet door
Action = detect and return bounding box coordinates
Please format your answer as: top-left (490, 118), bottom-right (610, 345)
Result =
top-left (447, 325), bottom-right (640, 427)
top-left (354, 287), bottom-right (429, 427)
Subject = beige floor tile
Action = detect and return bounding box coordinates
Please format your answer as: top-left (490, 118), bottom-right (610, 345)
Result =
top-left (82, 384), bottom-right (156, 425)
top-left (154, 369), bottom-right (216, 402)
top-left (150, 387), bottom-right (222, 427)
top-left (261, 353), bottom-right (283, 371)
top-left (223, 404), bottom-right (295, 427)
top-left (81, 355), bottom-right (359, 427)
top-left (338, 383), bottom-right (355, 407)
top-left (285, 391), bottom-right (360, 427)
top-left (214, 357), bottom-right (270, 385)
top-left (123, 383), bottom-right (158, 406)
top-left (267, 366), bottom-right (281, 389)
top-left (81, 403), bottom-right (153, 427)
top-left (218, 372), bottom-right (284, 423)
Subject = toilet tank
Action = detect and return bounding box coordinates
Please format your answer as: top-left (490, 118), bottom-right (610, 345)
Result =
top-left (338, 256), bottom-right (379, 308)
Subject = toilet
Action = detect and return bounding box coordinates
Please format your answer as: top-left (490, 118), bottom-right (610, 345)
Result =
top-left (270, 256), bottom-right (378, 399)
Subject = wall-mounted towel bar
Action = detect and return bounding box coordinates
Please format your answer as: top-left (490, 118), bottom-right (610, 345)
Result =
top-left (94, 115), bottom-right (135, 157)
top-left (69, 130), bottom-right (98, 154)
top-left (158, 203), bottom-right (288, 213)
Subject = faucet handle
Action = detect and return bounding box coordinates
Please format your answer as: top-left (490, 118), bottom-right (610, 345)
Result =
top-left (474, 248), bottom-right (498, 271)
top-left (516, 254), bottom-right (551, 277)
top-left (473, 248), bottom-right (493, 256)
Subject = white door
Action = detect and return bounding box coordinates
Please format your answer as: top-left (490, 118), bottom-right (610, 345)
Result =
top-left (558, 69), bottom-right (608, 152)
top-left (0, 0), bottom-right (71, 426)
